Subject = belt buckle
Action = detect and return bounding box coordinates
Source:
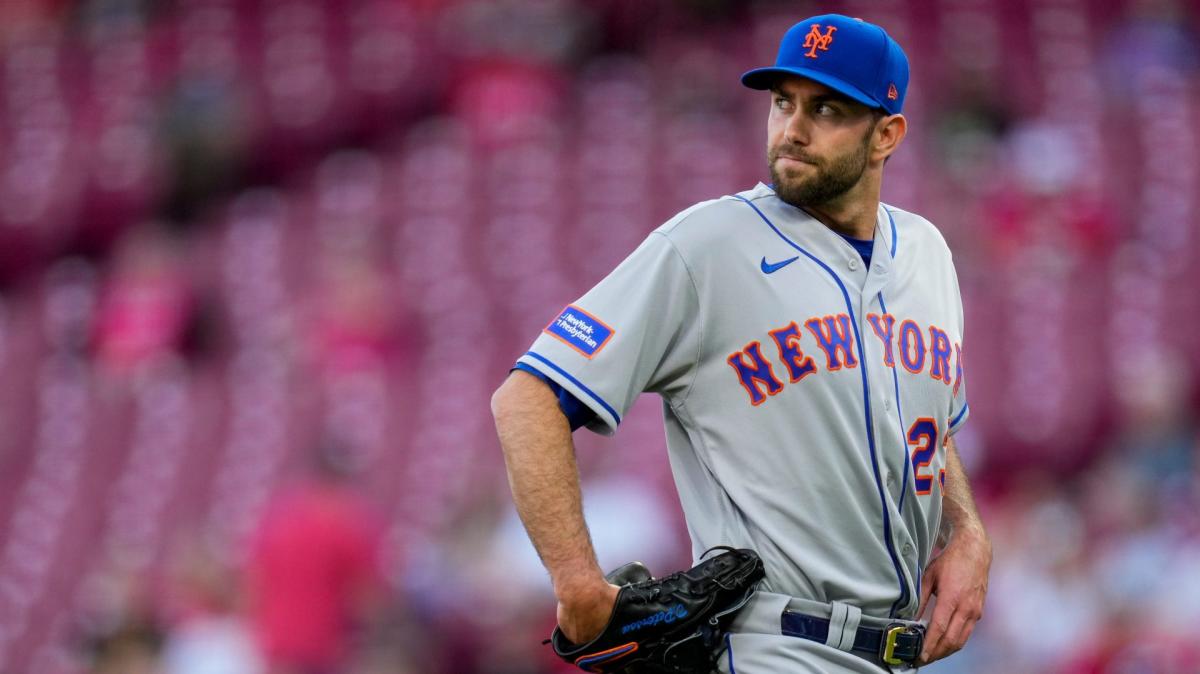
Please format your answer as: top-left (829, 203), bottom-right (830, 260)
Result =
top-left (880, 623), bottom-right (921, 666)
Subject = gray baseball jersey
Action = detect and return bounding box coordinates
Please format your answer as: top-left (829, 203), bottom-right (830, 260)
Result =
top-left (517, 182), bottom-right (968, 624)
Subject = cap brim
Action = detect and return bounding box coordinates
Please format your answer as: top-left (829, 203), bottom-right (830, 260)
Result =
top-left (741, 66), bottom-right (881, 110)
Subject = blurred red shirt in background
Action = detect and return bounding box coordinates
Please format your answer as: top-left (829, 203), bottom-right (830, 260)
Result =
top-left (247, 454), bottom-right (385, 674)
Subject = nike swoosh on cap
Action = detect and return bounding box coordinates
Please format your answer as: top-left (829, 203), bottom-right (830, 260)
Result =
top-left (761, 256), bottom-right (800, 274)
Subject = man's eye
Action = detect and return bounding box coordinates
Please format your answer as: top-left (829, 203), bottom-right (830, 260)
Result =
top-left (815, 103), bottom-right (837, 116)
top-left (774, 97), bottom-right (791, 109)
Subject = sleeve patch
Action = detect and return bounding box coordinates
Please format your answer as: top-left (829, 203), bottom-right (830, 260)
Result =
top-left (544, 305), bottom-right (615, 359)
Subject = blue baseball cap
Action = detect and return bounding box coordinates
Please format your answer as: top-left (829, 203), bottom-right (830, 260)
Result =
top-left (741, 14), bottom-right (909, 115)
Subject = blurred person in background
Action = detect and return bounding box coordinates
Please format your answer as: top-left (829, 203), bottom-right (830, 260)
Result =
top-left (75, 562), bottom-right (167, 674)
top-left (92, 225), bottom-right (200, 383)
top-left (161, 537), bottom-right (264, 674)
top-left (84, 619), bottom-right (164, 674)
top-left (246, 441), bottom-right (387, 674)
top-left (1106, 349), bottom-right (1195, 488)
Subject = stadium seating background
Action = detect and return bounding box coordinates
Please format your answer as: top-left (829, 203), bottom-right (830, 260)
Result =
top-left (0, 0), bottom-right (1197, 672)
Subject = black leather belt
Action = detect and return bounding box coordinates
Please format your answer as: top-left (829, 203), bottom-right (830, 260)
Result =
top-left (781, 610), bottom-right (924, 666)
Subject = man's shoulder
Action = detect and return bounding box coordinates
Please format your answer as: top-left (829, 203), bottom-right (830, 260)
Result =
top-left (883, 203), bottom-right (953, 258)
top-left (655, 184), bottom-right (775, 244)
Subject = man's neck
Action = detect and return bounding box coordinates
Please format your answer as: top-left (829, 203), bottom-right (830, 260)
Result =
top-left (795, 171), bottom-right (882, 240)
top-left (801, 199), bottom-right (879, 240)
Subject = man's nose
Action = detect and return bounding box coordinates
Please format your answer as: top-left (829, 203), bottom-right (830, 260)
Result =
top-left (785, 111), bottom-right (810, 145)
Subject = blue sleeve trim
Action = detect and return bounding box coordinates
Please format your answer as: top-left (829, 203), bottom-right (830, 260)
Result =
top-left (522, 351), bottom-right (622, 426)
top-left (513, 361), bottom-right (548, 384)
top-left (949, 403), bottom-right (970, 430)
top-left (511, 363), bottom-right (597, 431)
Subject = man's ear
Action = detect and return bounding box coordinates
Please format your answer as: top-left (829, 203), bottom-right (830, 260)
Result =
top-left (874, 114), bottom-right (907, 162)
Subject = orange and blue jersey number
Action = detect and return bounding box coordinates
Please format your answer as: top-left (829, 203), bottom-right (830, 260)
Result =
top-left (907, 417), bottom-right (938, 496)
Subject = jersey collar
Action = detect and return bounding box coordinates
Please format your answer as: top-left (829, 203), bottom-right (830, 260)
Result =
top-left (750, 183), bottom-right (898, 294)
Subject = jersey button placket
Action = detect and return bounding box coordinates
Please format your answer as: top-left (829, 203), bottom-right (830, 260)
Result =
top-left (859, 290), bottom-right (916, 617)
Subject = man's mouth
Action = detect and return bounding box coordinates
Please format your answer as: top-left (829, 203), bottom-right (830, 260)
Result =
top-left (776, 153), bottom-right (816, 167)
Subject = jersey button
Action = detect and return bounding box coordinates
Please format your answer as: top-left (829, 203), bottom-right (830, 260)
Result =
top-left (902, 543), bottom-right (914, 556)
top-left (884, 398), bottom-right (893, 411)
top-left (848, 258), bottom-right (859, 271)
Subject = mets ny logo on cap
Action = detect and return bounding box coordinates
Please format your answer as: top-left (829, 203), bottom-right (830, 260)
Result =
top-left (804, 24), bottom-right (836, 58)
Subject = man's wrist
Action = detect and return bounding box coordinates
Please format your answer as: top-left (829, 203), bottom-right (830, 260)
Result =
top-left (553, 567), bottom-right (609, 603)
top-left (940, 511), bottom-right (989, 544)
top-left (948, 519), bottom-right (992, 560)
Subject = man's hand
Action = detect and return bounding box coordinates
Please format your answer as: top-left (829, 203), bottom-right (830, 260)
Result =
top-left (916, 526), bottom-right (991, 665)
top-left (556, 580), bottom-right (621, 644)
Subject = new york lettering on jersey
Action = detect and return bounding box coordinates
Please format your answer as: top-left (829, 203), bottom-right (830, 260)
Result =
top-left (727, 314), bottom-right (964, 406)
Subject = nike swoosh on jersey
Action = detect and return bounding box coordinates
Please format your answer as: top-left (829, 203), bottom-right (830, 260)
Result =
top-left (760, 256), bottom-right (800, 274)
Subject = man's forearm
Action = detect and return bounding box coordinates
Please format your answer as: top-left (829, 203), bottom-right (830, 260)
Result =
top-left (918, 435), bottom-right (992, 664)
top-left (492, 371), bottom-right (606, 595)
top-left (939, 436), bottom-right (989, 550)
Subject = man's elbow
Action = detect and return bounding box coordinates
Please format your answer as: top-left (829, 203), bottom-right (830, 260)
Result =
top-left (491, 373), bottom-right (519, 426)
top-left (491, 370), bottom-right (547, 426)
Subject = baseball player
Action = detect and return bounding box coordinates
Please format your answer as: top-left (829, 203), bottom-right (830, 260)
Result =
top-left (492, 13), bottom-right (991, 673)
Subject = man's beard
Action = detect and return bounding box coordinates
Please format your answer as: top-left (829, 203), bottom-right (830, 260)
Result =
top-left (768, 133), bottom-right (871, 209)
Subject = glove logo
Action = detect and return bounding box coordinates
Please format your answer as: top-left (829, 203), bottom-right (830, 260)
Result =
top-left (620, 604), bottom-right (690, 635)
top-left (803, 24), bottom-right (836, 58)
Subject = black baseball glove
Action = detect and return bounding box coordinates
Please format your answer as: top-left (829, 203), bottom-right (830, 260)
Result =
top-left (548, 547), bottom-right (765, 673)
